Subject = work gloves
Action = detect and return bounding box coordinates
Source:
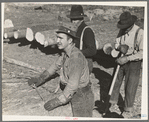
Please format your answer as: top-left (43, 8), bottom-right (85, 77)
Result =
top-left (105, 46), bottom-right (113, 55)
top-left (103, 43), bottom-right (113, 55)
top-left (103, 43), bottom-right (129, 56)
top-left (115, 45), bottom-right (129, 65)
top-left (44, 97), bottom-right (63, 111)
top-left (27, 70), bottom-right (50, 87)
top-left (116, 56), bottom-right (129, 65)
top-left (117, 44), bottom-right (129, 55)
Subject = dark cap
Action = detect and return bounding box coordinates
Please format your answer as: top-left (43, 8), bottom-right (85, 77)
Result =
top-left (66, 5), bottom-right (87, 19)
top-left (56, 22), bottom-right (79, 38)
top-left (117, 11), bottom-right (137, 29)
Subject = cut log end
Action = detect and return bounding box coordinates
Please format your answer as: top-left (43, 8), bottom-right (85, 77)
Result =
top-left (35, 32), bottom-right (45, 45)
top-left (14, 31), bottom-right (19, 39)
top-left (26, 28), bottom-right (34, 42)
top-left (4, 33), bottom-right (8, 39)
top-left (35, 30), bottom-right (57, 46)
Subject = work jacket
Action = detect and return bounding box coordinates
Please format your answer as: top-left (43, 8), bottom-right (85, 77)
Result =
top-left (47, 44), bottom-right (89, 103)
top-left (74, 21), bottom-right (97, 73)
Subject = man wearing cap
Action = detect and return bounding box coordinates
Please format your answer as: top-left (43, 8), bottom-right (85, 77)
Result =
top-left (27, 23), bottom-right (94, 117)
top-left (67, 5), bottom-right (97, 74)
top-left (109, 12), bottom-right (143, 117)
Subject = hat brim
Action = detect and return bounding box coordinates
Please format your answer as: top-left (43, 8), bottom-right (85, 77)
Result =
top-left (56, 30), bottom-right (79, 39)
top-left (117, 15), bottom-right (137, 29)
top-left (66, 14), bottom-right (87, 19)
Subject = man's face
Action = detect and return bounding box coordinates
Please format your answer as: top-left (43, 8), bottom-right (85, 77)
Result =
top-left (71, 19), bottom-right (82, 26)
top-left (71, 19), bottom-right (80, 24)
top-left (56, 33), bottom-right (69, 50)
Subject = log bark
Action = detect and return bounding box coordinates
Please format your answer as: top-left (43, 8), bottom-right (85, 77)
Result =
top-left (35, 29), bottom-right (57, 45)
top-left (3, 27), bottom-right (26, 39)
top-left (26, 24), bottom-right (58, 42)
top-left (14, 29), bottom-right (27, 39)
top-left (4, 27), bottom-right (17, 33)
top-left (3, 56), bottom-right (45, 73)
top-left (4, 31), bottom-right (15, 39)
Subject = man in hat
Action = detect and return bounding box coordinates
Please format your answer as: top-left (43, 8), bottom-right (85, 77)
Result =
top-left (67, 5), bottom-right (97, 74)
top-left (27, 22), bottom-right (94, 117)
top-left (109, 11), bottom-right (143, 118)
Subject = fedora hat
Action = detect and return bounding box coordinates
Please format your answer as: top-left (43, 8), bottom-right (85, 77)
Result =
top-left (56, 22), bottom-right (79, 38)
top-left (67, 5), bottom-right (87, 19)
top-left (117, 11), bottom-right (137, 29)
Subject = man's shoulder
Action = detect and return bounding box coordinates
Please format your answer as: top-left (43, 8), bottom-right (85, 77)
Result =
top-left (133, 24), bottom-right (144, 35)
top-left (82, 25), bottom-right (94, 33)
top-left (133, 24), bottom-right (143, 31)
top-left (71, 47), bottom-right (84, 59)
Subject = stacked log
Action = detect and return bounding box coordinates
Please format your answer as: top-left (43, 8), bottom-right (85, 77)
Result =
top-left (14, 29), bottom-right (27, 39)
top-left (4, 19), bottom-right (14, 28)
top-left (35, 29), bottom-right (57, 46)
top-left (3, 16), bottom-right (58, 40)
top-left (4, 31), bottom-right (15, 39)
top-left (26, 24), bottom-right (58, 42)
top-left (3, 19), bottom-right (27, 39)
top-left (3, 27), bottom-right (26, 39)
top-left (4, 27), bottom-right (17, 39)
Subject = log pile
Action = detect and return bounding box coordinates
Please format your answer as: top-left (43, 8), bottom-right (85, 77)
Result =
top-left (3, 18), bottom-right (59, 47)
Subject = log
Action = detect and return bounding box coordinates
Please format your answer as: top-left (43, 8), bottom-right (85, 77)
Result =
top-left (26, 24), bottom-right (58, 42)
top-left (2, 79), bottom-right (28, 83)
top-left (3, 56), bottom-right (45, 73)
top-left (4, 19), bottom-right (14, 28)
top-left (3, 31), bottom-right (15, 39)
top-left (35, 30), bottom-right (57, 45)
top-left (14, 29), bottom-right (27, 39)
top-left (4, 27), bottom-right (20, 33)
top-left (3, 26), bottom-right (25, 39)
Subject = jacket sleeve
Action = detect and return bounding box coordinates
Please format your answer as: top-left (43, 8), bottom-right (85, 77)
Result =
top-left (81, 28), bottom-right (97, 57)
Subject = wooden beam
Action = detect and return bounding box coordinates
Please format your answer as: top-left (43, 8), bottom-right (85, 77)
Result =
top-left (3, 56), bottom-right (45, 73)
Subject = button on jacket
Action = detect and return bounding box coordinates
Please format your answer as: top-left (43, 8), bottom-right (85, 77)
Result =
top-left (47, 44), bottom-right (89, 103)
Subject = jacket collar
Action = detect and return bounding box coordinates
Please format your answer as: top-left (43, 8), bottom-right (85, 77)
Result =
top-left (77, 20), bottom-right (87, 32)
top-left (127, 24), bottom-right (138, 34)
top-left (65, 44), bottom-right (75, 57)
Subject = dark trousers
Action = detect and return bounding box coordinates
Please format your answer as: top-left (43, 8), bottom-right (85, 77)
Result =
top-left (71, 83), bottom-right (94, 117)
top-left (109, 61), bottom-right (142, 112)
